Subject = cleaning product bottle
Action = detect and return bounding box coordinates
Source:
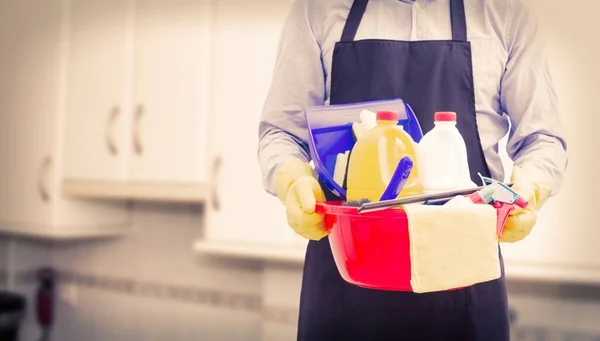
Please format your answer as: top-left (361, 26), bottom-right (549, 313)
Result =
top-left (346, 110), bottom-right (423, 202)
top-left (417, 111), bottom-right (476, 194)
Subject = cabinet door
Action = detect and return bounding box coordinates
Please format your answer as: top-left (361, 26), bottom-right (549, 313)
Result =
top-left (204, 0), bottom-right (305, 247)
top-left (0, 0), bottom-right (61, 226)
top-left (128, 0), bottom-right (211, 184)
top-left (62, 0), bottom-right (133, 182)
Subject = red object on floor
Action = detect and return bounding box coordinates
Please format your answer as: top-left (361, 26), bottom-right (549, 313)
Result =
top-left (36, 268), bottom-right (54, 327)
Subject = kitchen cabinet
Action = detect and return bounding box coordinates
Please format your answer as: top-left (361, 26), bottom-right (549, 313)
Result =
top-left (195, 0), bottom-right (308, 262)
top-left (62, 0), bottom-right (212, 202)
top-left (0, 0), bottom-right (129, 240)
top-left (61, 0), bottom-right (132, 184)
top-left (128, 0), bottom-right (211, 185)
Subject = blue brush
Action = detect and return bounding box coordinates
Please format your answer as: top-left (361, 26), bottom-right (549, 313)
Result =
top-left (379, 156), bottom-right (413, 201)
top-left (341, 156), bottom-right (413, 207)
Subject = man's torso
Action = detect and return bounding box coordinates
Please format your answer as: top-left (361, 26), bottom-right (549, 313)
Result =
top-left (307, 0), bottom-right (516, 180)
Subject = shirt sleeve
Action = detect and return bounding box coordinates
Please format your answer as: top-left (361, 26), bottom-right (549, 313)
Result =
top-left (501, 0), bottom-right (568, 196)
top-left (257, 0), bottom-right (325, 196)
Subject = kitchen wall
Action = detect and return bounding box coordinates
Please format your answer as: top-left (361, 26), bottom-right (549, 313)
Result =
top-left (0, 202), bottom-right (290, 341)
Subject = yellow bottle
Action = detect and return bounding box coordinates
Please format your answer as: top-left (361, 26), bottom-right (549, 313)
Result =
top-left (346, 110), bottom-right (423, 202)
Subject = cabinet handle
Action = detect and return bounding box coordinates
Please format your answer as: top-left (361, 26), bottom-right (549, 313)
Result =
top-left (105, 106), bottom-right (120, 156)
top-left (37, 156), bottom-right (52, 203)
top-left (211, 156), bottom-right (222, 211)
top-left (133, 104), bottom-right (144, 155)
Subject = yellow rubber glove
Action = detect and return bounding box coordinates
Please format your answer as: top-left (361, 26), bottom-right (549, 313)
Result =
top-left (500, 165), bottom-right (552, 243)
top-left (274, 158), bottom-right (328, 241)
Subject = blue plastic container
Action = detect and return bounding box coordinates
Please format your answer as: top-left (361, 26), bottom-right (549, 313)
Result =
top-left (304, 98), bottom-right (423, 200)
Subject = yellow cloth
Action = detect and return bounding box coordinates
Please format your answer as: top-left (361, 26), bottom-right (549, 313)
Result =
top-left (500, 165), bottom-right (552, 243)
top-left (274, 158), bottom-right (327, 241)
top-left (404, 197), bottom-right (501, 293)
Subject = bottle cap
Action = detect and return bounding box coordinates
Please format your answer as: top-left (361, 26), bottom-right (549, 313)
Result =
top-left (434, 111), bottom-right (457, 122)
top-left (376, 110), bottom-right (399, 121)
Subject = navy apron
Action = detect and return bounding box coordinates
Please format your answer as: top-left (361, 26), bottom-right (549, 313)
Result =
top-left (296, 0), bottom-right (510, 340)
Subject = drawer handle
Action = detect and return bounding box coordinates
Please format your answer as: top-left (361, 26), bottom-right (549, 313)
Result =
top-left (133, 104), bottom-right (144, 155)
top-left (37, 156), bottom-right (52, 203)
top-left (211, 156), bottom-right (222, 211)
top-left (105, 106), bottom-right (120, 156)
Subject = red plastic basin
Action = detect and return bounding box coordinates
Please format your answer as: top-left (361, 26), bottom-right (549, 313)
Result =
top-left (315, 201), bottom-right (512, 292)
top-left (315, 202), bottom-right (413, 291)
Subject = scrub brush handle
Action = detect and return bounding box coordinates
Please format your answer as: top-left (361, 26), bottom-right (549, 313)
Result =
top-left (357, 183), bottom-right (513, 213)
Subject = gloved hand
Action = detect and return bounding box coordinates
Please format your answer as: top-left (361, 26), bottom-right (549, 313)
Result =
top-left (500, 165), bottom-right (552, 243)
top-left (274, 158), bottom-right (328, 241)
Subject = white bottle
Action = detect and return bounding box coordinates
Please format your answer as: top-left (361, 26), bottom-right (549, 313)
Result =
top-left (417, 111), bottom-right (476, 194)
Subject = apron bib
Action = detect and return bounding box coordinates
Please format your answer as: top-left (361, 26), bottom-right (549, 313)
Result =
top-left (297, 0), bottom-right (510, 340)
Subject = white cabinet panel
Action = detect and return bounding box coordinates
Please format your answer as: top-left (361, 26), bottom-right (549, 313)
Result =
top-left (129, 0), bottom-right (211, 184)
top-left (202, 0), bottom-right (308, 255)
top-left (61, 0), bottom-right (210, 201)
top-left (62, 0), bottom-right (133, 182)
top-left (0, 0), bottom-right (129, 240)
top-left (0, 0), bottom-right (57, 227)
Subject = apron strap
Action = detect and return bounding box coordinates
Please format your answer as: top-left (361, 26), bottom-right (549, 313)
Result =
top-left (450, 0), bottom-right (468, 41)
top-left (340, 0), bottom-right (468, 43)
top-left (340, 0), bottom-right (369, 42)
